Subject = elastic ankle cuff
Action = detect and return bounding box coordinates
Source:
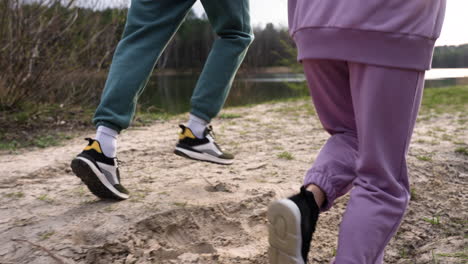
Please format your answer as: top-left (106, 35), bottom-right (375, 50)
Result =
top-left (303, 170), bottom-right (337, 212)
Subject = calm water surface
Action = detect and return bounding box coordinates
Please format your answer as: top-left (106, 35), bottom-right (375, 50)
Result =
top-left (140, 68), bottom-right (468, 114)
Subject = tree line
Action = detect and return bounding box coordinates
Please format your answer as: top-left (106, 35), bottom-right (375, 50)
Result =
top-left (1, 2), bottom-right (467, 110)
top-left (432, 44), bottom-right (468, 68)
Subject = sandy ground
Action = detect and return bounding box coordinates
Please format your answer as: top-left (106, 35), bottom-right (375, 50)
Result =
top-left (0, 100), bottom-right (466, 264)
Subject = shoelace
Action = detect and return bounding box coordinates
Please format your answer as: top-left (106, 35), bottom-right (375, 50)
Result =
top-left (206, 125), bottom-right (216, 139)
top-left (206, 125), bottom-right (225, 151)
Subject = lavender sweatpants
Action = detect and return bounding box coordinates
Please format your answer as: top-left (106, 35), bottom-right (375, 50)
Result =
top-left (302, 59), bottom-right (425, 264)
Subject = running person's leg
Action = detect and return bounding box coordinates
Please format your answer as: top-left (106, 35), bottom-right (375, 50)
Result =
top-left (191, 0), bottom-right (253, 121)
top-left (268, 59), bottom-right (359, 264)
top-left (73, 0), bottom-right (196, 200)
top-left (334, 63), bottom-right (425, 263)
top-left (94, 0), bottom-right (196, 131)
top-left (175, 0), bottom-right (254, 165)
top-left (302, 60), bottom-right (359, 211)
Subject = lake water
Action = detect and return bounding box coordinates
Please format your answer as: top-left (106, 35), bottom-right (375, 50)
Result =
top-left (140, 68), bottom-right (468, 115)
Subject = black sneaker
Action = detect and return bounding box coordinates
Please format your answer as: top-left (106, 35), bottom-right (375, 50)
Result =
top-left (267, 187), bottom-right (320, 264)
top-left (70, 138), bottom-right (129, 200)
top-left (174, 124), bottom-right (234, 165)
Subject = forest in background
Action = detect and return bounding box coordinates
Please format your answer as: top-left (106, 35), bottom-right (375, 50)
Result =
top-left (1, 1), bottom-right (468, 111)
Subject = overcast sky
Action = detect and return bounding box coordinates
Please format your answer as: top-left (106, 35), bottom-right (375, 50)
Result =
top-left (92, 0), bottom-right (467, 46)
top-left (193, 0), bottom-right (468, 46)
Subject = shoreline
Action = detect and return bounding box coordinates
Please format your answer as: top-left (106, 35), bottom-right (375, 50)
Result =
top-left (1, 85), bottom-right (467, 153)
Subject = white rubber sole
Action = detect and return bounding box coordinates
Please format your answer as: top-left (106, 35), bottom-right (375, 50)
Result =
top-left (267, 199), bottom-right (304, 264)
top-left (76, 157), bottom-right (129, 200)
top-left (174, 146), bottom-right (233, 165)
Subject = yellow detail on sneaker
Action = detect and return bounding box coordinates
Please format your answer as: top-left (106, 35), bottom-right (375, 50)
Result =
top-left (83, 141), bottom-right (103, 153)
top-left (179, 127), bottom-right (196, 140)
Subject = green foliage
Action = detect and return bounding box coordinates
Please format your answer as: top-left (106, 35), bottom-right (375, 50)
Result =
top-left (436, 252), bottom-right (468, 260)
top-left (4, 192), bottom-right (25, 199)
top-left (277, 151), bottom-right (294, 160)
top-left (432, 44), bottom-right (468, 68)
top-left (410, 188), bottom-right (418, 201)
top-left (0, 103), bottom-right (92, 151)
top-left (219, 113), bottom-right (243, 119)
top-left (39, 231), bottom-right (55, 240)
top-left (423, 216), bottom-right (441, 225)
top-left (278, 39), bottom-right (303, 73)
top-left (455, 147), bottom-right (468, 156)
top-left (421, 86), bottom-right (468, 113)
top-left (37, 194), bottom-right (54, 203)
top-left (417, 155), bottom-right (432, 162)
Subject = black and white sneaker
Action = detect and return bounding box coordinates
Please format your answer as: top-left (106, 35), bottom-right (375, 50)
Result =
top-left (174, 124), bottom-right (234, 165)
top-left (267, 187), bottom-right (320, 264)
top-left (70, 138), bottom-right (129, 200)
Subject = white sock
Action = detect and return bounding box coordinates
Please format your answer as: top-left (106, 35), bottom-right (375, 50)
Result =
top-left (95, 126), bottom-right (118, 158)
top-left (187, 114), bottom-right (208, 138)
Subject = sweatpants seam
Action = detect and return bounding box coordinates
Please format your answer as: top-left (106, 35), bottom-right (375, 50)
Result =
top-left (370, 72), bottom-right (421, 264)
top-left (241, 0), bottom-right (245, 32)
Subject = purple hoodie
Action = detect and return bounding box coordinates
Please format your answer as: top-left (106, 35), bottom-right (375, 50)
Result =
top-left (289, 0), bottom-right (446, 70)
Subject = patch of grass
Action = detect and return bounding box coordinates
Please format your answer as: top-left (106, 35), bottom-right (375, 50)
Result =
top-left (436, 252), bottom-right (468, 259)
top-left (410, 188), bottom-right (418, 201)
top-left (103, 205), bottom-right (116, 212)
top-left (219, 113), bottom-right (242, 119)
top-left (274, 105), bottom-right (303, 115)
top-left (255, 178), bottom-right (267, 183)
top-left (245, 118), bottom-right (260, 123)
top-left (399, 248), bottom-right (409, 259)
top-left (129, 192), bottom-right (148, 203)
top-left (416, 155), bottom-right (432, 162)
top-left (423, 216), bottom-right (441, 225)
top-left (421, 85), bottom-right (468, 114)
top-left (415, 139), bottom-right (428, 144)
top-left (273, 145), bottom-right (284, 151)
top-left (73, 186), bottom-right (87, 197)
top-left (0, 102), bottom-right (174, 152)
top-left (0, 103), bottom-right (94, 151)
top-left (417, 115), bottom-right (432, 122)
top-left (432, 250), bottom-right (439, 264)
top-left (227, 120), bottom-right (238, 126)
top-left (37, 194), bottom-right (54, 203)
top-left (0, 140), bottom-right (23, 150)
top-left (39, 231), bottom-right (55, 240)
top-left (4, 192), bottom-right (24, 199)
top-left (82, 198), bottom-right (99, 204)
top-left (173, 201), bottom-right (188, 207)
top-left (0, 132), bottom-right (70, 151)
top-left (129, 188), bottom-right (151, 203)
top-left (441, 134), bottom-right (452, 141)
top-left (134, 111), bottom-right (170, 126)
top-left (33, 135), bottom-right (61, 148)
top-left (277, 151), bottom-right (294, 160)
top-left (455, 147), bottom-right (468, 156)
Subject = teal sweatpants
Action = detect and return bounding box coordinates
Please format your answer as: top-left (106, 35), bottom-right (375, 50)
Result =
top-left (93, 0), bottom-right (254, 132)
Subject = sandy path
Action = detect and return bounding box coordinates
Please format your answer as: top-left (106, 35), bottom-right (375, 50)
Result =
top-left (0, 100), bottom-right (466, 264)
